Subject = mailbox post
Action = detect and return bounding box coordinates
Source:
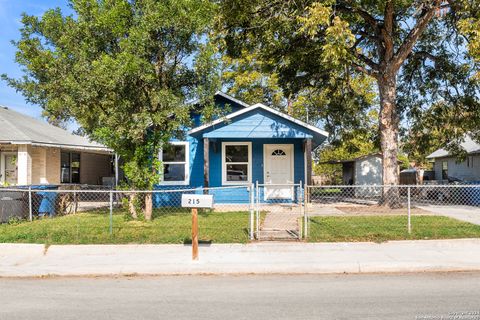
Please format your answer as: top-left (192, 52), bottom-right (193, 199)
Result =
top-left (181, 194), bottom-right (214, 260)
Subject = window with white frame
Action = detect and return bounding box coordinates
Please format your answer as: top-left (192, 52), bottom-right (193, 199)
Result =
top-left (160, 142), bottom-right (189, 185)
top-left (222, 142), bottom-right (252, 185)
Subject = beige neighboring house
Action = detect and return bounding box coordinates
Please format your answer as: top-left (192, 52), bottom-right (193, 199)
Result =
top-left (0, 106), bottom-right (114, 186)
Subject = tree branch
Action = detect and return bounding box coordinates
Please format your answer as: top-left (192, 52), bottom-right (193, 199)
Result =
top-left (382, 0), bottom-right (395, 61)
top-left (384, 0), bottom-right (394, 35)
top-left (350, 47), bottom-right (379, 71)
top-left (411, 50), bottom-right (439, 62)
top-left (336, 2), bottom-right (379, 31)
top-left (391, 0), bottom-right (443, 73)
top-left (352, 61), bottom-right (378, 79)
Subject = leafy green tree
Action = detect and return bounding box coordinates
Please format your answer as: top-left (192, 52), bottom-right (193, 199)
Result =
top-left (314, 109), bottom-right (379, 182)
top-left (217, 0), bottom-right (480, 205)
top-left (3, 0), bottom-right (217, 219)
top-left (221, 50), bottom-right (286, 109)
top-left (459, 0), bottom-right (480, 81)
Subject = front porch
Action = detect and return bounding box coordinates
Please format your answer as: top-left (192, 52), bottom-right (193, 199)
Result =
top-left (0, 143), bottom-right (115, 186)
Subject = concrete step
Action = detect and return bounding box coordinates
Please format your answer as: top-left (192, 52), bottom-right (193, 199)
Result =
top-left (257, 230), bottom-right (300, 241)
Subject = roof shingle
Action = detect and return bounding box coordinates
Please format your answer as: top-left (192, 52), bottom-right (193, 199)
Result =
top-left (0, 106), bottom-right (110, 152)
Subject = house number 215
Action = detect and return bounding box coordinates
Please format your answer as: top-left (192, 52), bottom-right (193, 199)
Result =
top-left (181, 194), bottom-right (214, 209)
top-left (188, 199), bottom-right (200, 205)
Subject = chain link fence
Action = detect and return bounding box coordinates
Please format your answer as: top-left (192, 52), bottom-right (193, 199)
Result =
top-left (2, 183), bottom-right (480, 244)
top-left (305, 184), bottom-right (480, 242)
top-left (0, 185), bottom-right (253, 244)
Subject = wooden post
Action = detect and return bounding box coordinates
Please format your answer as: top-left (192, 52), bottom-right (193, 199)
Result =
top-left (305, 139), bottom-right (312, 186)
top-left (192, 208), bottom-right (199, 260)
top-left (203, 138), bottom-right (209, 194)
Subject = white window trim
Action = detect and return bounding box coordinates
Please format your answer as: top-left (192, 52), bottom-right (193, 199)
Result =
top-left (159, 141), bottom-right (190, 186)
top-left (222, 142), bottom-right (252, 185)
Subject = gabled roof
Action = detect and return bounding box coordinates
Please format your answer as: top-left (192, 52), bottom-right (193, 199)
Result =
top-left (190, 91), bottom-right (250, 109)
top-left (188, 103), bottom-right (329, 145)
top-left (213, 91), bottom-right (250, 108)
top-left (427, 135), bottom-right (480, 159)
top-left (0, 106), bottom-right (111, 152)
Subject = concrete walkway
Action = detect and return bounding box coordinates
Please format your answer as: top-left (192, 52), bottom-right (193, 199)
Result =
top-left (417, 205), bottom-right (480, 225)
top-left (2, 239), bottom-right (480, 277)
top-left (259, 211), bottom-right (301, 240)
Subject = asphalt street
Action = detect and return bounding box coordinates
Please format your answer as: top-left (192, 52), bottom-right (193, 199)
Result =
top-left (1, 273), bottom-right (480, 320)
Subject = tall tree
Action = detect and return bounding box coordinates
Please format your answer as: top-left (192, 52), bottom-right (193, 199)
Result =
top-left (217, 0), bottom-right (479, 205)
top-left (3, 0), bottom-right (217, 219)
top-left (221, 50), bottom-right (286, 109)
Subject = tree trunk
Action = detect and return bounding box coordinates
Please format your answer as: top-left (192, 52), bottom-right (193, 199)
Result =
top-left (144, 192), bottom-right (153, 221)
top-left (129, 193), bottom-right (138, 219)
top-left (378, 75), bottom-right (401, 208)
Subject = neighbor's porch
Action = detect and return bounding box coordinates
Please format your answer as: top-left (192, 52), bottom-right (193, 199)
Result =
top-left (0, 144), bottom-right (116, 186)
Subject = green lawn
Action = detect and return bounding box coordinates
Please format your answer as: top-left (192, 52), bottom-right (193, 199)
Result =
top-left (307, 215), bottom-right (480, 242)
top-left (0, 209), bottom-right (251, 244)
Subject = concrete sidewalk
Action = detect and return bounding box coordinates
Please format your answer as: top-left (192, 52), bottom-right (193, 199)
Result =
top-left (2, 239), bottom-right (480, 277)
top-left (418, 205), bottom-right (480, 225)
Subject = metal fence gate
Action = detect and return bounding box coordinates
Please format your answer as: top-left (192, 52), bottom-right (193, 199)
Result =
top-left (253, 182), bottom-right (304, 241)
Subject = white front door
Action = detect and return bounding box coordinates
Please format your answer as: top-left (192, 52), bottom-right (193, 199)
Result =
top-left (264, 144), bottom-right (294, 199)
top-left (1, 153), bottom-right (18, 185)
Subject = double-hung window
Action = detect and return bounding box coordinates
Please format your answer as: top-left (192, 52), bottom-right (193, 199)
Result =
top-left (222, 142), bottom-right (252, 185)
top-left (160, 142), bottom-right (189, 185)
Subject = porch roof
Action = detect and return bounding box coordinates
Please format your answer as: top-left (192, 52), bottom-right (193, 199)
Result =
top-left (189, 103), bottom-right (329, 148)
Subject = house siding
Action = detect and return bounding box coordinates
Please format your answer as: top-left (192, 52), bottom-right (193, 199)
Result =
top-left (31, 147), bottom-right (46, 184)
top-left (45, 148), bottom-right (61, 184)
top-left (433, 155), bottom-right (480, 181)
top-left (354, 155), bottom-right (383, 197)
top-left (203, 109), bottom-right (313, 139)
top-left (31, 147), bottom-right (62, 184)
top-left (79, 152), bottom-right (112, 185)
top-left (355, 155), bottom-right (383, 185)
top-left (155, 137), bottom-right (306, 204)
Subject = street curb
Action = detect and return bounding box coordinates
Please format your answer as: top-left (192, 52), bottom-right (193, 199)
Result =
top-left (2, 239), bottom-right (480, 278)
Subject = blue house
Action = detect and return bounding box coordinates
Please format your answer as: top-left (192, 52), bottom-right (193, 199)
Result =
top-left (155, 92), bottom-right (328, 204)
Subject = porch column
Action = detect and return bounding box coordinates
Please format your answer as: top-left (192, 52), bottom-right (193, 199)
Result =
top-left (203, 138), bottom-right (209, 190)
top-left (305, 139), bottom-right (312, 186)
top-left (17, 145), bottom-right (32, 185)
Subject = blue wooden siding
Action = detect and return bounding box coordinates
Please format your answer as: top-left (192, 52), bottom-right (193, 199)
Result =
top-left (203, 109), bottom-right (313, 139)
top-left (208, 138), bottom-right (304, 203)
top-left (207, 138), bottom-right (305, 186)
top-left (155, 137), bottom-right (305, 205)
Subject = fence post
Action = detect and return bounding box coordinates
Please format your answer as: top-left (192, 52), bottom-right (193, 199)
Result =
top-left (109, 190), bottom-right (113, 235)
top-left (28, 186), bottom-right (32, 222)
top-left (255, 181), bottom-right (260, 237)
top-left (249, 184), bottom-right (254, 240)
top-left (73, 189), bottom-right (78, 214)
top-left (304, 183), bottom-right (308, 239)
top-left (299, 182), bottom-right (303, 240)
top-left (407, 186), bottom-right (412, 234)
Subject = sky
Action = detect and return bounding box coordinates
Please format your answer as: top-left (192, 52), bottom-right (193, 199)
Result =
top-left (0, 0), bottom-right (72, 121)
